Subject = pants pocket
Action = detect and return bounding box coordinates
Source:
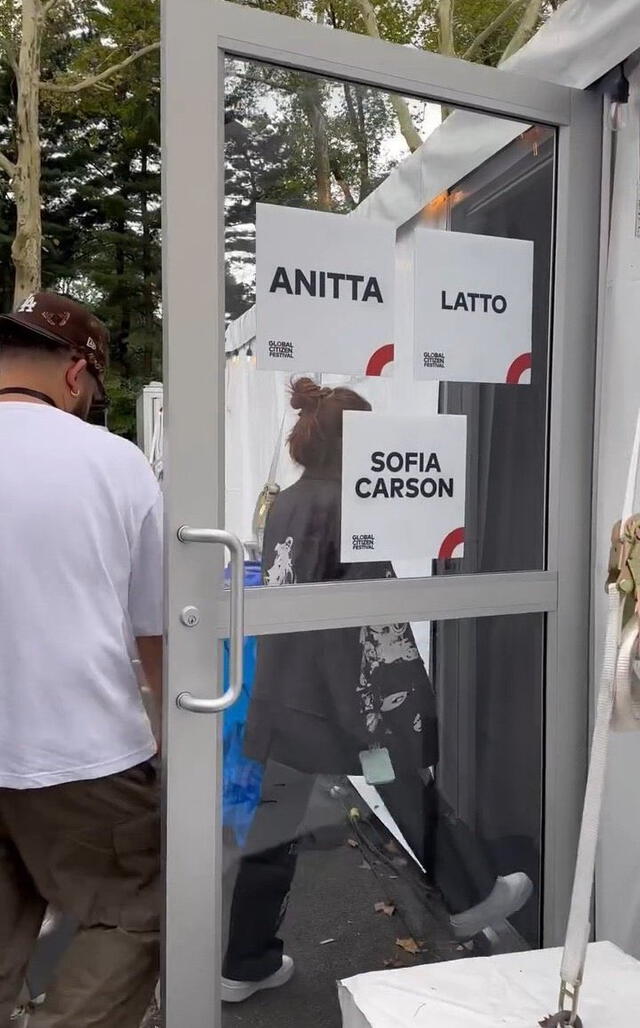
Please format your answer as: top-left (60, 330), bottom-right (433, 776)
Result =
top-left (50, 827), bottom-right (118, 925)
top-left (113, 812), bottom-right (160, 933)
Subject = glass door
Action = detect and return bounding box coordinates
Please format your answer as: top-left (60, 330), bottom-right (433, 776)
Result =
top-left (162, 3), bottom-right (602, 1026)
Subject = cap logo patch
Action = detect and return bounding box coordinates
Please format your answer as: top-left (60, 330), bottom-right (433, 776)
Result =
top-left (42, 311), bottom-right (70, 328)
top-left (18, 294), bottom-right (37, 313)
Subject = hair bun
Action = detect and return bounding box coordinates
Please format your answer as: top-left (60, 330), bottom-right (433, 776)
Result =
top-left (290, 377), bottom-right (331, 414)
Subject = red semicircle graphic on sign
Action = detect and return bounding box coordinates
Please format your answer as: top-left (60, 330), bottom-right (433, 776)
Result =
top-left (506, 352), bottom-right (532, 385)
top-left (438, 527), bottom-right (465, 561)
top-left (366, 344), bottom-right (395, 377)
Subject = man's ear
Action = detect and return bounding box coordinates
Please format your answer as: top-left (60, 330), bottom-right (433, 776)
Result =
top-left (66, 357), bottom-right (87, 393)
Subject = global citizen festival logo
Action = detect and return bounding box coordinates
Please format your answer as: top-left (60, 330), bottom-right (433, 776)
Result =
top-left (352, 533), bottom-right (375, 551)
top-left (423, 351), bottom-right (445, 369)
top-left (268, 340), bottom-right (294, 360)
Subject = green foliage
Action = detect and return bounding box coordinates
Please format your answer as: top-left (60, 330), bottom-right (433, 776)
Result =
top-left (0, 1), bottom-right (161, 438)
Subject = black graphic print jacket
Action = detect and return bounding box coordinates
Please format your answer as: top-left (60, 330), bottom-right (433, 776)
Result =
top-left (243, 470), bottom-right (439, 776)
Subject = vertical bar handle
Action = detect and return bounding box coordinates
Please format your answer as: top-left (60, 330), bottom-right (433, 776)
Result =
top-left (175, 526), bottom-right (245, 713)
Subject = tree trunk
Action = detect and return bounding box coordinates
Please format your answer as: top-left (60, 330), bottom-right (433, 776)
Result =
top-left (115, 206), bottom-right (131, 375)
top-left (299, 79), bottom-right (332, 211)
top-left (343, 83), bottom-right (372, 202)
top-left (141, 144), bottom-right (155, 375)
top-left (501, 0), bottom-right (543, 62)
top-left (438, 0), bottom-right (456, 57)
top-left (12, 0), bottom-right (43, 305)
top-left (352, 0), bottom-right (423, 153)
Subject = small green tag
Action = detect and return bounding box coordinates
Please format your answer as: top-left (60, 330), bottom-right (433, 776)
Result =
top-left (359, 747), bottom-right (395, 785)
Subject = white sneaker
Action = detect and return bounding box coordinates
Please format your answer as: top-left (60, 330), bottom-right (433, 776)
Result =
top-left (450, 872), bottom-right (533, 940)
top-left (221, 955), bottom-right (295, 1004)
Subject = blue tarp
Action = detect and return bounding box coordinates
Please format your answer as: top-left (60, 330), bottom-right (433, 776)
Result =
top-left (222, 562), bottom-right (264, 846)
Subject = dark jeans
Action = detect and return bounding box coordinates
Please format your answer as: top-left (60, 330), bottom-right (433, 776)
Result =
top-left (223, 764), bottom-right (313, 982)
top-left (222, 764), bottom-right (496, 982)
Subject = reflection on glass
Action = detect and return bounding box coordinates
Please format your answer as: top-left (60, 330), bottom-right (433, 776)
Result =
top-left (222, 608), bottom-right (543, 1017)
top-left (222, 55), bottom-right (548, 1021)
top-left (224, 57), bottom-right (555, 580)
top-left (439, 125), bottom-right (555, 575)
top-left (222, 381), bottom-right (541, 1009)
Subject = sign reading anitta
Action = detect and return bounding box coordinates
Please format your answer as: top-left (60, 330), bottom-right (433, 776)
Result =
top-left (257, 204), bottom-right (395, 376)
top-left (269, 267), bottom-right (384, 303)
top-left (341, 412), bottom-right (467, 563)
top-left (414, 229), bottom-right (534, 384)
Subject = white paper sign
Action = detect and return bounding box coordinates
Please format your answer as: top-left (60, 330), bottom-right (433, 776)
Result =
top-left (414, 229), bottom-right (534, 384)
top-left (341, 412), bottom-right (467, 563)
top-left (256, 204), bottom-right (396, 376)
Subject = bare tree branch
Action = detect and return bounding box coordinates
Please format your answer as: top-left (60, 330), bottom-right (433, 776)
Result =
top-left (500, 0), bottom-right (543, 63)
top-left (462, 0), bottom-right (526, 62)
top-left (351, 0), bottom-right (423, 152)
top-left (40, 40), bottom-right (160, 94)
top-left (438, 0), bottom-right (456, 57)
top-left (0, 149), bottom-right (16, 178)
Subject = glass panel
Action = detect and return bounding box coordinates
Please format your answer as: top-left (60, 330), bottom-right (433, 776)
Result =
top-left (221, 612), bottom-right (543, 1021)
top-left (439, 127), bottom-right (554, 574)
top-left (224, 58), bottom-right (555, 582)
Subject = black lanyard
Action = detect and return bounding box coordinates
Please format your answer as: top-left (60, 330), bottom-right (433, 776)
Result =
top-left (0, 387), bottom-right (58, 408)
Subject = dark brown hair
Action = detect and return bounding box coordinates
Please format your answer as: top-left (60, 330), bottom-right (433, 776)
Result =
top-left (288, 377), bottom-right (371, 470)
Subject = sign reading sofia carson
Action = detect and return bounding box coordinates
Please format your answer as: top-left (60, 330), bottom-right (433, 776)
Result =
top-left (341, 412), bottom-right (467, 563)
top-left (413, 229), bottom-right (534, 384)
top-left (256, 204), bottom-right (396, 376)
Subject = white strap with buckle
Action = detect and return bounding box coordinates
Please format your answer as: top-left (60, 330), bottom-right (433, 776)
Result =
top-left (558, 407), bottom-right (640, 1021)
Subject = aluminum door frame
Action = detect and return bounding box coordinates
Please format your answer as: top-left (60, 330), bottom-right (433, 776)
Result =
top-left (162, 2), bottom-right (602, 1024)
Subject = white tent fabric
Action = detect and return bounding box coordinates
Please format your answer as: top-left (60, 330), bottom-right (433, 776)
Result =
top-left (593, 59), bottom-right (640, 958)
top-left (350, 0), bottom-right (640, 228)
top-left (225, 305), bottom-right (255, 357)
top-left (339, 941), bottom-right (640, 1028)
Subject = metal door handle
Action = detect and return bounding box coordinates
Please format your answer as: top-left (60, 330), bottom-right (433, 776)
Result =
top-left (176, 527), bottom-right (245, 713)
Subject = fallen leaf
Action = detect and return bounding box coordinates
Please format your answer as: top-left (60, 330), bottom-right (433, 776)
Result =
top-left (374, 901), bottom-right (396, 917)
top-left (396, 937), bottom-right (420, 955)
top-left (347, 838), bottom-right (358, 848)
top-left (383, 958), bottom-right (404, 969)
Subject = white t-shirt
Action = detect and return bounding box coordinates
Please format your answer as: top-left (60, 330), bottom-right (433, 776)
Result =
top-left (0, 403), bottom-right (163, 789)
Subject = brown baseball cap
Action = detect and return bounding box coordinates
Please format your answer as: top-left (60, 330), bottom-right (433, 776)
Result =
top-left (0, 292), bottom-right (109, 399)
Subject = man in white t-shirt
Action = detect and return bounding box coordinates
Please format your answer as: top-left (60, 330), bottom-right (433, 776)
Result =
top-left (0, 292), bottom-right (163, 1028)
